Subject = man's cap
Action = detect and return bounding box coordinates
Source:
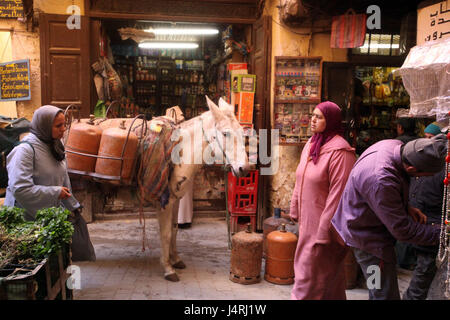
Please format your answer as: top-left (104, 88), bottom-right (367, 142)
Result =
top-left (424, 121), bottom-right (445, 136)
top-left (403, 133), bottom-right (447, 173)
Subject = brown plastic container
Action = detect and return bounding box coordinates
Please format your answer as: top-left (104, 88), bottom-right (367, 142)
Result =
top-left (229, 223), bottom-right (263, 285)
top-left (65, 115), bottom-right (102, 172)
top-left (264, 223), bottom-right (298, 285)
top-left (95, 120), bottom-right (138, 184)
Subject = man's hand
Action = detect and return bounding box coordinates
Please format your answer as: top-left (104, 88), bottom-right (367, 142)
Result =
top-left (408, 206), bottom-right (427, 224)
top-left (58, 187), bottom-right (72, 199)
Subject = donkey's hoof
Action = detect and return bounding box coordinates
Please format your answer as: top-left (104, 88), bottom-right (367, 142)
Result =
top-left (172, 261), bottom-right (186, 269)
top-left (164, 273), bottom-right (179, 282)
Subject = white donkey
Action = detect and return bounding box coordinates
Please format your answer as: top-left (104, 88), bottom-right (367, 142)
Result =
top-left (150, 96), bottom-right (250, 281)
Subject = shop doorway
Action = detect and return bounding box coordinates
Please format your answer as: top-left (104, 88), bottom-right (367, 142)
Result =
top-left (322, 62), bottom-right (434, 156)
top-left (96, 19), bottom-right (252, 120)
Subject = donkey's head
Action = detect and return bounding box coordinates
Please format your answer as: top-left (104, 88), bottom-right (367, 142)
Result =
top-left (204, 96), bottom-right (250, 177)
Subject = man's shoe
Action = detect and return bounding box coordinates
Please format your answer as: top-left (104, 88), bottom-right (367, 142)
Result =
top-left (178, 223), bottom-right (192, 229)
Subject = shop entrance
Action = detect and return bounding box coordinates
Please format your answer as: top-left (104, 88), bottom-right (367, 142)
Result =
top-left (39, 11), bottom-right (271, 227)
top-left (322, 63), bottom-right (433, 156)
top-left (97, 19), bottom-right (251, 120)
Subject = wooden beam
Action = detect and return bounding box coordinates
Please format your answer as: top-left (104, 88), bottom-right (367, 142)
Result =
top-left (87, 0), bottom-right (258, 23)
top-left (88, 11), bottom-right (256, 24)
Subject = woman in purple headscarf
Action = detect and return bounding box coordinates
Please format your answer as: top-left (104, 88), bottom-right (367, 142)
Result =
top-left (289, 101), bottom-right (356, 300)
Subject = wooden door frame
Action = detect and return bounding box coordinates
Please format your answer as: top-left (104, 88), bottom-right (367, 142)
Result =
top-left (249, 15), bottom-right (272, 230)
top-left (83, 5), bottom-right (272, 229)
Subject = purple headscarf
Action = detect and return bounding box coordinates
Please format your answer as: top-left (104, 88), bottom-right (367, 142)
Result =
top-left (309, 101), bottom-right (343, 164)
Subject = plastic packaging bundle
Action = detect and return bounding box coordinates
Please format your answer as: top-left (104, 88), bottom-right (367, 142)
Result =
top-left (396, 37), bottom-right (450, 119)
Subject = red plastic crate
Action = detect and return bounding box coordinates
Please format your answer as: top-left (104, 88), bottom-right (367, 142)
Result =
top-left (229, 214), bottom-right (256, 235)
top-left (228, 170), bottom-right (258, 192)
top-left (227, 170), bottom-right (258, 214)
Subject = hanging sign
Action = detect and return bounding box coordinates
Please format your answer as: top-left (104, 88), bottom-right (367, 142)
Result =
top-left (0, 59), bottom-right (31, 101)
top-left (0, 0), bottom-right (23, 18)
top-left (417, 0), bottom-right (450, 45)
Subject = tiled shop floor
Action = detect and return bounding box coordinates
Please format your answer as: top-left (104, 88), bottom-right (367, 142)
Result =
top-left (73, 216), bottom-right (412, 300)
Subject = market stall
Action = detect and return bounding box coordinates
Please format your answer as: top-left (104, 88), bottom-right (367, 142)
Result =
top-left (396, 37), bottom-right (450, 300)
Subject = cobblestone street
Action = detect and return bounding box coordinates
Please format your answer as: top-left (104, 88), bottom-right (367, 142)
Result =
top-left (73, 215), bottom-right (413, 300)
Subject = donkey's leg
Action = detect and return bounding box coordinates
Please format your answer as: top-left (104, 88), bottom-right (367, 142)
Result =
top-left (157, 202), bottom-right (179, 282)
top-left (170, 198), bottom-right (186, 269)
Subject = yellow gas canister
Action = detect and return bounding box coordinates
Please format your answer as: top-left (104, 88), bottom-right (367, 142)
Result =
top-left (229, 223), bottom-right (263, 285)
top-left (264, 223), bottom-right (298, 285)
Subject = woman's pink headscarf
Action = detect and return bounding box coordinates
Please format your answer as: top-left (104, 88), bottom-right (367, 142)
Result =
top-left (309, 101), bottom-right (343, 164)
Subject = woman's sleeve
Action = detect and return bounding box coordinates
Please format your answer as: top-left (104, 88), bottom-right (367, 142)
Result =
top-left (7, 144), bottom-right (61, 212)
top-left (61, 167), bottom-right (81, 212)
top-left (289, 143), bottom-right (309, 221)
top-left (289, 169), bottom-right (300, 221)
top-left (316, 150), bottom-right (355, 244)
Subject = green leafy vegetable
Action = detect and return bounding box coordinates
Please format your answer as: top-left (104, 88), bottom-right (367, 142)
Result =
top-left (0, 206), bottom-right (74, 268)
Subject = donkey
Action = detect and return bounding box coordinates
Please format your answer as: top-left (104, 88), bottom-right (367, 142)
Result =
top-left (148, 96), bottom-right (251, 281)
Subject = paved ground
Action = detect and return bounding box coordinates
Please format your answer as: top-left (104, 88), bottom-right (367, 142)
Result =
top-left (72, 215), bottom-right (413, 300)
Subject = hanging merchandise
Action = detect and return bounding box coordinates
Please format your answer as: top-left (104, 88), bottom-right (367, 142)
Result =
top-left (330, 9), bottom-right (367, 48)
top-left (91, 57), bottom-right (123, 102)
top-left (395, 37), bottom-right (450, 119)
top-left (436, 128), bottom-right (450, 299)
top-left (104, 58), bottom-right (123, 101)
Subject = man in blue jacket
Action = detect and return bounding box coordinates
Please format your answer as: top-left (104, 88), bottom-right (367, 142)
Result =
top-left (403, 122), bottom-right (446, 300)
top-left (332, 134), bottom-right (446, 300)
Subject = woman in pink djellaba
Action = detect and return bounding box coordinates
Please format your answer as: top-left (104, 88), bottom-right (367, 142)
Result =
top-left (289, 101), bottom-right (356, 300)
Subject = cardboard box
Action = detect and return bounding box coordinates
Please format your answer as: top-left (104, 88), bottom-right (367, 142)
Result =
top-left (232, 74), bottom-right (256, 93)
top-left (226, 63), bottom-right (248, 104)
top-left (234, 91), bottom-right (254, 125)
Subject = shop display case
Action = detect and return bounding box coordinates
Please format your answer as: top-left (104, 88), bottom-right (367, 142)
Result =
top-left (274, 56), bottom-right (323, 145)
top-left (112, 48), bottom-right (212, 120)
top-left (353, 65), bottom-right (418, 154)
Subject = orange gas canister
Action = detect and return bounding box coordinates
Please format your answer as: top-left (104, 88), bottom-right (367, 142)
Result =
top-left (65, 115), bottom-right (102, 173)
top-left (262, 208), bottom-right (291, 258)
top-left (230, 223), bottom-right (263, 285)
top-left (95, 120), bottom-right (138, 184)
top-left (264, 223), bottom-right (298, 285)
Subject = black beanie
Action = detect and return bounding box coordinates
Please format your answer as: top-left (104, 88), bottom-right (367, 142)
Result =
top-left (402, 133), bottom-right (447, 173)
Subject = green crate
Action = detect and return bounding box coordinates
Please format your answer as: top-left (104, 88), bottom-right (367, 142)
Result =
top-left (0, 246), bottom-right (72, 300)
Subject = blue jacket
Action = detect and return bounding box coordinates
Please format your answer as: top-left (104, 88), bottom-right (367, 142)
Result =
top-left (409, 170), bottom-right (445, 225)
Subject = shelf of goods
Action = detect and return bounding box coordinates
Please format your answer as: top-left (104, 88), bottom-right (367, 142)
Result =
top-left (113, 50), bottom-right (216, 119)
top-left (274, 56), bottom-right (323, 145)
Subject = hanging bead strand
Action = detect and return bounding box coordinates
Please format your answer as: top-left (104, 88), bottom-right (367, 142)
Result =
top-left (439, 117), bottom-right (450, 298)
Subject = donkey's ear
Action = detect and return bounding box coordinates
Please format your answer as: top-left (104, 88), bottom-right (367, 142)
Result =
top-left (205, 95), bottom-right (222, 120)
top-left (218, 98), bottom-right (234, 113)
